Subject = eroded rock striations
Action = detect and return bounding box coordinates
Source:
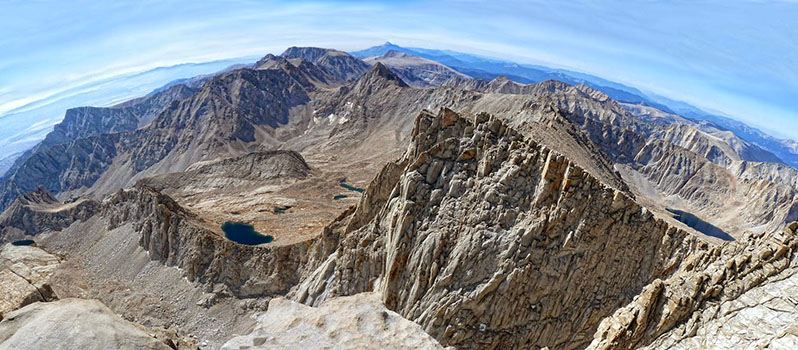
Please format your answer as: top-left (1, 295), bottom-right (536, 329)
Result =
top-left (293, 108), bottom-right (700, 349)
top-left (0, 187), bottom-right (98, 243)
top-left (589, 222), bottom-right (798, 350)
top-left (102, 184), bottom-right (309, 298)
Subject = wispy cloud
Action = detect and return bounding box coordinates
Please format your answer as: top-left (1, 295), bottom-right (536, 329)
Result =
top-left (1, 0), bottom-right (796, 139)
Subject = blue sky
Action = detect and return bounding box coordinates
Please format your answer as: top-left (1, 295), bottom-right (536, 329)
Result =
top-left (1, 0), bottom-right (797, 139)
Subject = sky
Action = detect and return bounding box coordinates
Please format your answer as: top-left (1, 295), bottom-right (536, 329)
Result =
top-left (1, 0), bottom-right (797, 140)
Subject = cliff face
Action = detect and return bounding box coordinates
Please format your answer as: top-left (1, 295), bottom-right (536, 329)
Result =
top-left (449, 77), bottom-right (798, 236)
top-left (0, 66), bottom-right (314, 209)
top-left (292, 108), bottom-right (699, 349)
top-left (102, 185), bottom-right (309, 298)
top-left (0, 187), bottom-right (98, 242)
top-left (589, 222), bottom-right (798, 350)
top-left (1, 84), bottom-right (197, 185)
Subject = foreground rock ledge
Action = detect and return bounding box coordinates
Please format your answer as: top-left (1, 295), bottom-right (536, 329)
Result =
top-left (222, 292), bottom-right (448, 350)
top-left (0, 298), bottom-right (196, 350)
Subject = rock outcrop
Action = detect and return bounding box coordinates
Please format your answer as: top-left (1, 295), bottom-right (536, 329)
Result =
top-left (293, 108), bottom-right (699, 349)
top-left (0, 187), bottom-right (98, 242)
top-left (279, 47), bottom-right (370, 82)
top-left (589, 222), bottom-right (798, 349)
top-left (221, 292), bottom-right (447, 350)
top-left (0, 298), bottom-right (196, 350)
top-left (0, 244), bottom-right (59, 320)
top-left (102, 185), bottom-right (309, 298)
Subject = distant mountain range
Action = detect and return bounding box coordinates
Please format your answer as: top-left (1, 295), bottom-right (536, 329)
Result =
top-left (0, 57), bottom-right (257, 176)
top-left (4, 45), bottom-right (798, 349)
top-left (352, 42), bottom-right (798, 167)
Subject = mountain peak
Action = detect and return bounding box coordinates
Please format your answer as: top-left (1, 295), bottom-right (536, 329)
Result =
top-left (350, 42), bottom-right (408, 59)
top-left (16, 186), bottom-right (58, 206)
top-left (383, 49), bottom-right (410, 58)
top-left (277, 47), bottom-right (369, 82)
top-left (371, 62), bottom-right (405, 81)
top-left (352, 62), bottom-right (408, 89)
top-left (281, 47), bottom-right (336, 61)
top-left (489, 75), bottom-right (514, 85)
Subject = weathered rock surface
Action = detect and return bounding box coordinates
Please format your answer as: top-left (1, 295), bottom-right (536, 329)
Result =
top-left (447, 75), bottom-right (798, 236)
top-left (279, 47), bottom-right (371, 82)
top-left (0, 84), bottom-right (197, 207)
top-left (589, 222), bottom-right (798, 350)
top-left (0, 244), bottom-right (59, 319)
top-left (293, 108), bottom-right (699, 349)
top-left (0, 187), bottom-right (98, 242)
top-left (222, 292), bottom-right (447, 350)
top-left (0, 298), bottom-right (196, 350)
top-left (101, 184), bottom-right (308, 298)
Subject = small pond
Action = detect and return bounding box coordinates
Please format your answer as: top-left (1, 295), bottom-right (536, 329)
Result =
top-left (221, 222), bottom-right (274, 245)
top-left (333, 194), bottom-right (348, 200)
top-left (11, 240), bottom-right (35, 246)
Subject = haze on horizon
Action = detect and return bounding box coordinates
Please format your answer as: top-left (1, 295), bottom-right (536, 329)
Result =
top-left (1, 0), bottom-right (797, 140)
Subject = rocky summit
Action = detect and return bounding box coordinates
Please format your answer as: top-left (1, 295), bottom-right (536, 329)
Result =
top-left (0, 43), bottom-right (796, 350)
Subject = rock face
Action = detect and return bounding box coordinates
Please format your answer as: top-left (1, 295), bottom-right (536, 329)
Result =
top-left (102, 184), bottom-right (308, 298)
top-left (279, 47), bottom-right (371, 82)
top-left (140, 150), bottom-right (311, 192)
top-left (0, 187), bottom-right (98, 242)
top-left (221, 292), bottom-right (447, 350)
top-left (589, 222), bottom-right (798, 350)
top-left (0, 298), bottom-right (196, 350)
top-left (293, 108), bottom-right (699, 349)
top-left (446, 76), bottom-right (798, 236)
top-left (0, 84), bottom-right (197, 196)
top-left (0, 244), bottom-right (59, 319)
